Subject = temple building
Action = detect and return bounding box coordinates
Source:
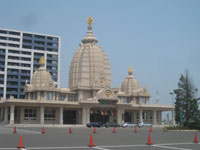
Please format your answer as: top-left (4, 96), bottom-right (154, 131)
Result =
top-left (0, 17), bottom-right (175, 126)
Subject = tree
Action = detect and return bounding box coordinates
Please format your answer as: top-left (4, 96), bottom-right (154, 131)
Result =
top-left (174, 70), bottom-right (199, 128)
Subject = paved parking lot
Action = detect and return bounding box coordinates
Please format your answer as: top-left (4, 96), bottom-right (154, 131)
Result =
top-left (0, 126), bottom-right (199, 150)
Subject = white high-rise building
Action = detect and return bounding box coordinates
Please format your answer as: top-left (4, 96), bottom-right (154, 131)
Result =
top-left (0, 28), bottom-right (60, 99)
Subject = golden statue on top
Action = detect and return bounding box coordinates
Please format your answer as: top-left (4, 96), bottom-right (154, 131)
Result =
top-left (128, 66), bottom-right (133, 75)
top-left (87, 17), bottom-right (93, 26)
top-left (40, 56), bottom-right (45, 65)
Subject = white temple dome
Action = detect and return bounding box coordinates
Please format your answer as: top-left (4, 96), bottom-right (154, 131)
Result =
top-left (121, 66), bottom-right (141, 95)
top-left (68, 18), bottom-right (111, 90)
top-left (30, 57), bottom-right (55, 90)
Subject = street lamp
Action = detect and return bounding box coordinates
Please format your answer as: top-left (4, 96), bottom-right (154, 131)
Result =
top-left (169, 92), bottom-right (174, 106)
top-left (169, 92), bottom-right (174, 125)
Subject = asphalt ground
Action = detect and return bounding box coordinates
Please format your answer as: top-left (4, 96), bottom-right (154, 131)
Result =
top-left (0, 126), bottom-right (199, 150)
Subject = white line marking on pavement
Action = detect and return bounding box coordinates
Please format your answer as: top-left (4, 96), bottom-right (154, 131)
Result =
top-left (153, 145), bottom-right (193, 150)
top-left (0, 148), bottom-right (16, 150)
top-left (156, 142), bottom-right (194, 146)
top-left (0, 127), bottom-right (41, 134)
top-left (99, 144), bottom-right (146, 148)
top-left (27, 146), bottom-right (88, 149)
top-left (94, 147), bottom-right (110, 150)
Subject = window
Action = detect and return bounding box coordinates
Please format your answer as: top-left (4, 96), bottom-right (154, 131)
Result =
top-left (23, 39), bottom-right (32, 43)
top-left (34, 35), bottom-right (45, 39)
top-left (68, 95), bottom-right (77, 102)
top-left (0, 42), bottom-right (6, 46)
top-left (136, 112), bottom-right (139, 119)
top-left (150, 112), bottom-right (153, 120)
top-left (8, 62), bottom-right (19, 66)
top-left (21, 57), bottom-right (31, 61)
top-left (21, 76), bottom-right (30, 80)
top-left (21, 63), bottom-right (31, 67)
top-left (47, 36), bottom-right (53, 40)
top-left (141, 97), bottom-right (146, 104)
top-left (8, 49), bottom-right (20, 54)
top-left (23, 33), bottom-right (32, 38)
top-left (30, 93), bottom-right (37, 100)
top-left (0, 74), bottom-right (4, 78)
top-left (24, 108), bottom-right (37, 120)
top-left (7, 75), bottom-right (18, 79)
top-left (0, 36), bottom-right (6, 40)
top-left (8, 56), bottom-right (19, 60)
top-left (9, 31), bottom-right (20, 36)
top-left (0, 49), bottom-right (5, 53)
top-left (22, 45), bottom-right (32, 49)
top-left (34, 40), bottom-right (45, 45)
top-left (7, 81), bottom-right (18, 86)
top-left (59, 93), bottom-right (66, 101)
top-left (7, 69), bottom-right (18, 73)
top-left (44, 109), bottom-right (56, 120)
top-left (121, 97), bottom-right (127, 103)
top-left (46, 92), bottom-right (53, 100)
top-left (0, 30), bottom-right (7, 34)
top-left (34, 52), bottom-right (44, 57)
top-left (142, 112), bottom-right (147, 120)
top-left (34, 46), bottom-right (44, 50)
top-left (8, 43), bottom-right (19, 48)
top-left (21, 70), bottom-right (30, 74)
top-left (8, 37), bottom-right (20, 42)
top-left (136, 97), bottom-right (139, 104)
top-left (21, 51), bottom-right (31, 55)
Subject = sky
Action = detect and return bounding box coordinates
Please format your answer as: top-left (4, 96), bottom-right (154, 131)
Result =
top-left (0, 0), bottom-right (200, 106)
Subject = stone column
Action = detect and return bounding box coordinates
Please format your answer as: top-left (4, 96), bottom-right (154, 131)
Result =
top-left (78, 110), bottom-right (82, 124)
top-left (153, 110), bottom-right (157, 125)
top-left (159, 111), bottom-right (162, 125)
top-left (172, 110), bottom-right (175, 125)
top-left (78, 91), bottom-right (83, 101)
top-left (134, 111), bottom-right (137, 123)
top-left (117, 109), bottom-right (124, 124)
top-left (139, 109), bottom-right (143, 122)
top-left (40, 106), bottom-right (44, 124)
top-left (10, 105), bottom-right (15, 124)
top-left (4, 107), bottom-right (8, 123)
top-left (82, 107), bottom-right (90, 125)
top-left (59, 107), bottom-right (63, 125)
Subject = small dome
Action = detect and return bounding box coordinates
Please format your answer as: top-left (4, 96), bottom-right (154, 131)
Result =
top-left (121, 67), bottom-right (141, 95)
top-left (69, 18), bottom-right (111, 89)
top-left (31, 57), bottom-right (55, 90)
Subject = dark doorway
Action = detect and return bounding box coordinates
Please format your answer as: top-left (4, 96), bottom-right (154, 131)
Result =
top-left (14, 108), bottom-right (20, 124)
top-left (63, 110), bottom-right (76, 124)
top-left (125, 112), bottom-right (131, 123)
top-left (90, 114), bottom-right (109, 124)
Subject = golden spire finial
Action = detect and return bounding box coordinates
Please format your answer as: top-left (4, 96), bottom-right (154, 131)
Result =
top-left (40, 56), bottom-right (45, 65)
top-left (87, 17), bottom-right (93, 26)
top-left (128, 66), bottom-right (133, 75)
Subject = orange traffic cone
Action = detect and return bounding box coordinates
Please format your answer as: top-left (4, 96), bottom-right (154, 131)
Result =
top-left (41, 127), bottom-right (45, 134)
top-left (164, 127), bottom-right (167, 132)
top-left (93, 127), bottom-right (96, 134)
top-left (149, 126), bottom-right (152, 132)
top-left (112, 127), bottom-right (116, 133)
top-left (193, 133), bottom-right (199, 143)
top-left (146, 133), bottom-right (153, 145)
top-left (134, 127), bottom-right (137, 133)
top-left (69, 128), bottom-right (72, 134)
top-left (17, 135), bottom-right (25, 149)
top-left (13, 126), bottom-right (17, 134)
top-left (88, 134), bottom-right (95, 147)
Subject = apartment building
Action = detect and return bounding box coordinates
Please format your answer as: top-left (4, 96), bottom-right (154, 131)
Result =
top-left (0, 28), bottom-right (60, 99)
